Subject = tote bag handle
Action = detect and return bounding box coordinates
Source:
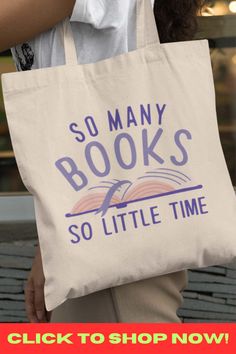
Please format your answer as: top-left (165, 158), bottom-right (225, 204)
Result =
top-left (61, 0), bottom-right (160, 66)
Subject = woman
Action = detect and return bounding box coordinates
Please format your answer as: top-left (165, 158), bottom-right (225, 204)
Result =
top-left (0, 0), bottom-right (206, 323)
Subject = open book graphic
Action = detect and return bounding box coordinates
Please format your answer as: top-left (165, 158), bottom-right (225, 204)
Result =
top-left (65, 168), bottom-right (201, 218)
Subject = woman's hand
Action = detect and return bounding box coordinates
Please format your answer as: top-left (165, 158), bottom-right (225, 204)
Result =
top-left (24, 244), bottom-right (52, 323)
top-left (0, 0), bottom-right (76, 52)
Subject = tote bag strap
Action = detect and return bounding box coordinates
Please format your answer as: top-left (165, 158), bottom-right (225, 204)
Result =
top-left (61, 0), bottom-right (160, 66)
top-left (136, 0), bottom-right (160, 49)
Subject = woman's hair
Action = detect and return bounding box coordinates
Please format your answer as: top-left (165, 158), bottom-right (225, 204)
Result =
top-left (154, 0), bottom-right (207, 42)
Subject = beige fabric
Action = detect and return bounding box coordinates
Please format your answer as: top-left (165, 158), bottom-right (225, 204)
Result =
top-left (50, 270), bottom-right (188, 323)
top-left (2, 0), bottom-right (236, 313)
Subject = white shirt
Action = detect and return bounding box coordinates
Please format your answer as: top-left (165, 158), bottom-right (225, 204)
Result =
top-left (10, 0), bottom-right (154, 71)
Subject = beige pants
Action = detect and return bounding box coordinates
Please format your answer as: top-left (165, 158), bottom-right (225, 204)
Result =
top-left (50, 270), bottom-right (188, 323)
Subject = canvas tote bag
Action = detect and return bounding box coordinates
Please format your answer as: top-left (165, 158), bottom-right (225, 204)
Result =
top-left (1, 0), bottom-right (236, 312)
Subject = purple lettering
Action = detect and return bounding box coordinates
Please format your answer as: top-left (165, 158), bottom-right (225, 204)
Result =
top-left (55, 157), bottom-right (88, 192)
top-left (142, 128), bottom-right (164, 165)
top-left (114, 133), bottom-right (137, 170)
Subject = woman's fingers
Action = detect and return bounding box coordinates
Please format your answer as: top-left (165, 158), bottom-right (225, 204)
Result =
top-left (24, 278), bottom-right (39, 323)
top-left (34, 280), bottom-right (48, 322)
top-left (24, 244), bottom-right (49, 322)
top-left (46, 310), bottom-right (52, 322)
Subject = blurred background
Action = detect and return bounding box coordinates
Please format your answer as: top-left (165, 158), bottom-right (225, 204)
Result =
top-left (1, 0), bottom-right (236, 322)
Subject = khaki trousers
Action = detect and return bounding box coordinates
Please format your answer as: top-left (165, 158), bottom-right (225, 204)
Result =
top-left (50, 270), bottom-right (188, 323)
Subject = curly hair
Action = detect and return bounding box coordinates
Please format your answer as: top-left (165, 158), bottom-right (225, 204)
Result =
top-left (153, 0), bottom-right (207, 42)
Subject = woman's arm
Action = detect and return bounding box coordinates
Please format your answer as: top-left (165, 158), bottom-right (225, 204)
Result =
top-left (0, 0), bottom-right (76, 52)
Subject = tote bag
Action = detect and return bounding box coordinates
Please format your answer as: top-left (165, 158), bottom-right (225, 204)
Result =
top-left (2, 0), bottom-right (236, 312)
